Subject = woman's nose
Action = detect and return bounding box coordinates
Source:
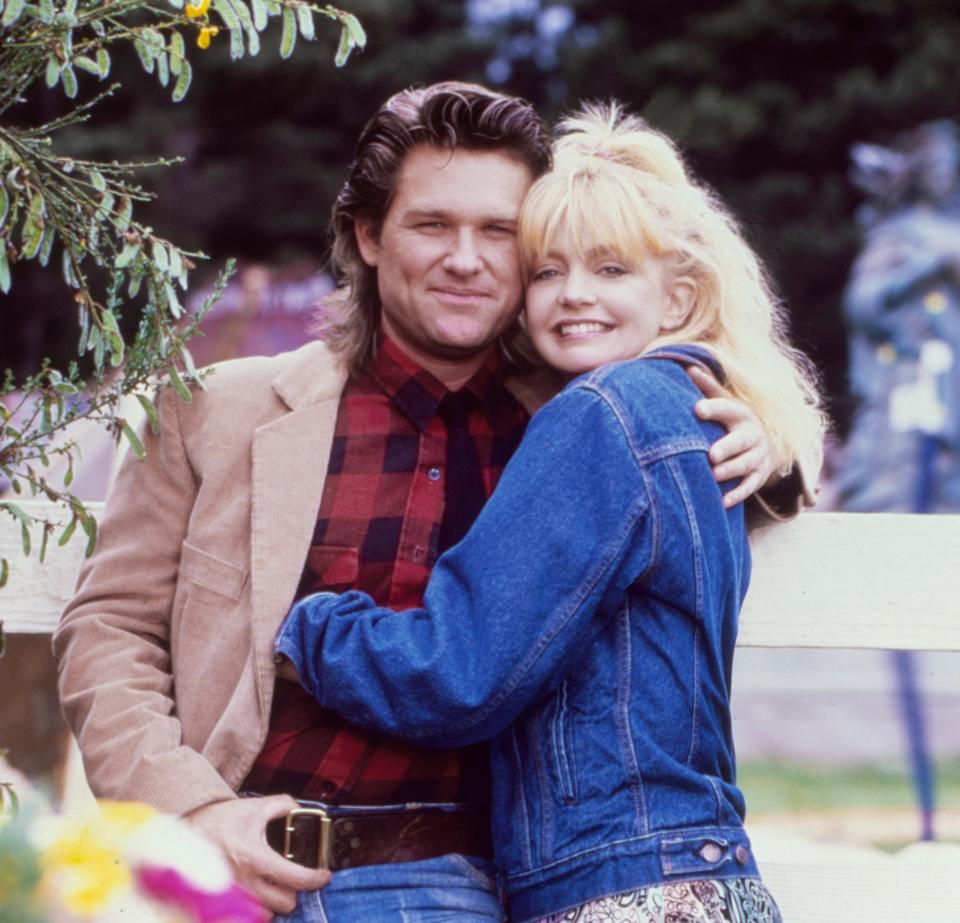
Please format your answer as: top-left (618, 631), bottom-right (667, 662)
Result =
top-left (559, 276), bottom-right (598, 307)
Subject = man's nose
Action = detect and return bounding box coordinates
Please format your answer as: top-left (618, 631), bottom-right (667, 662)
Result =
top-left (442, 229), bottom-right (483, 276)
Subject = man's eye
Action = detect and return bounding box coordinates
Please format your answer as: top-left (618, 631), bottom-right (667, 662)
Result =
top-left (486, 224), bottom-right (515, 236)
top-left (417, 221), bottom-right (445, 230)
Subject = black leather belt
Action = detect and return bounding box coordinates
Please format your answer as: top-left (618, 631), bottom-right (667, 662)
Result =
top-left (265, 802), bottom-right (493, 871)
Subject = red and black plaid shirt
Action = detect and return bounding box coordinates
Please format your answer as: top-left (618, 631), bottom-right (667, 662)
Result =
top-left (243, 336), bottom-right (529, 806)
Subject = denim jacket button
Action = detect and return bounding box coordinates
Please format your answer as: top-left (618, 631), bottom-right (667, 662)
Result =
top-left (699, 843), bottom-right (723, 863)
top-left (735, 845), bottom-right (749, 865)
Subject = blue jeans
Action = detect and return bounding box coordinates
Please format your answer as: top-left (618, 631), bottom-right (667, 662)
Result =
top-left (276, 853), bottom-right (505, 923)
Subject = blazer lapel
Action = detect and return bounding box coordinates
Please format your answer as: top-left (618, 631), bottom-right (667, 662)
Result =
top-left (249, 342), bottom-right (348, 714)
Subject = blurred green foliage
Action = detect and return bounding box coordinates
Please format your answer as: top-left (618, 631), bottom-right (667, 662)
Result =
top-left (4, 0), bottom-right (960, 431)
top-left (0, 0), bottom-right (364, 576)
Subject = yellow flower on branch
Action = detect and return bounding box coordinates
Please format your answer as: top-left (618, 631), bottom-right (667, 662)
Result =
top-left (197, 25), bottom-right (219, 49)
top-left (185, 0), bottom-right (210, 18)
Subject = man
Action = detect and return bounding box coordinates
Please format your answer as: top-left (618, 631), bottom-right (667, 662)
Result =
top-left (55, 82), bottom-right (804, 921)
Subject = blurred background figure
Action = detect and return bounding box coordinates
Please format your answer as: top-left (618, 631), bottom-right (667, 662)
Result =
top-left (835, 120), bottom-right (960, 841)
top-left (839, 120), bottom-right (960, 514)
top-left (183, 262), bottom-right (331, 368)
top-left (0, 262), bottom-right (326, 504)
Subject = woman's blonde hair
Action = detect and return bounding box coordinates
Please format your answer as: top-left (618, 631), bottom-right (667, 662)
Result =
top-left (518, 102), bottom-right (826, 474)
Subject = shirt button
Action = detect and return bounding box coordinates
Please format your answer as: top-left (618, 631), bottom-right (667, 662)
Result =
top-left (735, 845), bottom-right (750, 865)
top-left (427, 466), bottom-right (441, 481)
top-left (699, 842), bottom-right (723, 863)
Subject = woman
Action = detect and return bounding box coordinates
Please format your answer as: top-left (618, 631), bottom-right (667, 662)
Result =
top-left (276, 104), bottom-right (825, 922)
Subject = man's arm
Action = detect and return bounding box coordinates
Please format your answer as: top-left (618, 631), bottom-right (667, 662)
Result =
top-left (53, 384), bottom-right (329, 916)
top-left (687, 365), bottom-right (820, 516)
top-left (53, 384), bottom-right (232, 809)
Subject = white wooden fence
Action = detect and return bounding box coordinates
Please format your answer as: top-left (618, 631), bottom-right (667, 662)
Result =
top-left (3, 500), bottom-right (960, 922)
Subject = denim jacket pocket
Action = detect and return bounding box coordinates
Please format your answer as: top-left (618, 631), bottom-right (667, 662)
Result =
top-left (549, 679), bottom-right (579, 804)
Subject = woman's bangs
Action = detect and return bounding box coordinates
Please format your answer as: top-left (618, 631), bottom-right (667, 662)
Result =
top-left (519, 178), bottom-right (570, 265)
top-left (565, 174), bottom-right (664, 266)
top-left (520, 168), bottom-right (669, 269)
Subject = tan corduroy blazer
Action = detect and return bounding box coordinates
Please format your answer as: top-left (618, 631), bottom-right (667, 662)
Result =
top-left (54, 341), bottom-right (559, 815)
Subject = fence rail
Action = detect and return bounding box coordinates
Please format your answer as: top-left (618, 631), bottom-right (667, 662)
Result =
top-left (5, 503), bottom-right (959, 650)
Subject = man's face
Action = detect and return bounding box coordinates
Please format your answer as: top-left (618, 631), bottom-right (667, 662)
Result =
top-left (356, 145), bottom-right (534, 367)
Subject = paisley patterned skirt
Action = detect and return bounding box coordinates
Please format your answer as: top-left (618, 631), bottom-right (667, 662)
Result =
top-left (534, 878), bottom-right (782, 923)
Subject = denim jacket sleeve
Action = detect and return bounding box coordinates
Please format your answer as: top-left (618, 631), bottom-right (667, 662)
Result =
top-left (275, 382), bottom-right (657, 747)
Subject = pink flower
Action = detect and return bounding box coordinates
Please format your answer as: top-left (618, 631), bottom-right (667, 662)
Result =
top-left (137, 866), bottom-right (266, 923)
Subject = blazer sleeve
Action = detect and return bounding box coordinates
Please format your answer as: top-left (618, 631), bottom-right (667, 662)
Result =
top-left (53, 384), bottom-right (237, 814)
top-left (276, 385), bottom-right (656, 748)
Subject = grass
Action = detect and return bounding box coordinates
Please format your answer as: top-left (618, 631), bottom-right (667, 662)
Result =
top-left (738, 757), bottom-right (960, 814)
top-left (737, 758), bottom-right (960, 849)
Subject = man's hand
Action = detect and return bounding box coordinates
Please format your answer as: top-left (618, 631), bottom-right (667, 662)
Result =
top-left (687, 364), bottom-right (777, 508)
top-left (185, 796), bottom-right (331, 918)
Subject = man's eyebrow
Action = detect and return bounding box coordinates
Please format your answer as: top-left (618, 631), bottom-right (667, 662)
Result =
top-left (401, 206), bottom-right (519, 225)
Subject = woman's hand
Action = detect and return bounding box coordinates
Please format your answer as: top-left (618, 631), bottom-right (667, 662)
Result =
top-left (686, 364), bottom-right (777, 508)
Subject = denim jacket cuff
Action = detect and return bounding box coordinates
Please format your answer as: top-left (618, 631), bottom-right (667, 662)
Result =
top-left (274, 591), bottom-right (338, 691)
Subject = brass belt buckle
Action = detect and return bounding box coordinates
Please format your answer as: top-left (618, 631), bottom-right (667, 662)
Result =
top-left (284, 807), bottom-right (333, 870)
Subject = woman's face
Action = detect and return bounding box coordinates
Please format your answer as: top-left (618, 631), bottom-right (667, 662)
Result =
top-left (525, 221), bottom-right (687, 377)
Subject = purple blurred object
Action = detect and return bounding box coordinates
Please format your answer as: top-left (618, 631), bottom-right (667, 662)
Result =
top-left (185, 261), bottom-right (334, 365)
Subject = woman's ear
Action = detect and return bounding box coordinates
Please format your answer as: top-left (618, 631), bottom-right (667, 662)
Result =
top-left (660, 276), bottom-right (697, 332)
top-left (355, 220), bottom-right (381, 268)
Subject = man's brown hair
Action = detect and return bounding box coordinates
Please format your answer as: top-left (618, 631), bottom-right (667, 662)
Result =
top-left (318, 81), bottom-right (552, 371)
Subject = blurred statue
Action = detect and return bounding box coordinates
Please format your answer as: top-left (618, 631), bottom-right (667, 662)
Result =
top-left (839, 120), bottom-right (960, 512)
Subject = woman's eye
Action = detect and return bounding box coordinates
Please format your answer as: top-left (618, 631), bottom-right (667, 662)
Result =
top-left (599, 265), bottom-right (627, 277)
top-left (531, 267), bottom-right (559, 281)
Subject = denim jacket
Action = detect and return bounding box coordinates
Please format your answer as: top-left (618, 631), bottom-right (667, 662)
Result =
top-left (277, 346), bottom-right (759, 922)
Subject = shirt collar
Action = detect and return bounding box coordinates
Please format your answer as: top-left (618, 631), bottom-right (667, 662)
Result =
top-left (368, 333), bottom-right (513, 431)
